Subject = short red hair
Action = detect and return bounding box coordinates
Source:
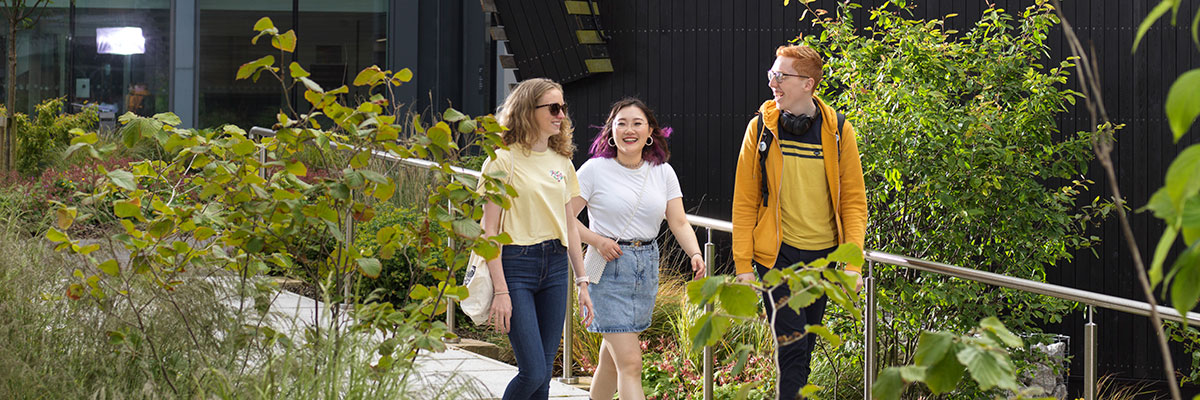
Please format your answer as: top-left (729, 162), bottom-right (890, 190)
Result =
top-left (776, 44), bottom-right (824, 87)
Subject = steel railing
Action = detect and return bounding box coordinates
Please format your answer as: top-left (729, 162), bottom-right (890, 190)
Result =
top-left (273, 132), bottom-right (1200, 400)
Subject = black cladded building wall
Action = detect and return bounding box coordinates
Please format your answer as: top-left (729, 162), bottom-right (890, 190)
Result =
top-left (493, 0), bottom-right (1200, 396)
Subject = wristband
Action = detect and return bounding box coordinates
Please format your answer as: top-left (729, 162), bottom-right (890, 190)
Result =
top-left (690, 252), bottom-right (703, 260)
top-left (493, 291), bottom-right (509, 296)
top-left (574, 276), bottom-right (590, 285)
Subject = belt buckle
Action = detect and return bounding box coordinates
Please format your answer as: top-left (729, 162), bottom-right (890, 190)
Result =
top-left (630, 239), bottom-right (645, 247)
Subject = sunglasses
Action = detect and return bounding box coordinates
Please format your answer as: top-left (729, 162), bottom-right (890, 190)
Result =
top-left (536, 102), bottom-right (569, 116)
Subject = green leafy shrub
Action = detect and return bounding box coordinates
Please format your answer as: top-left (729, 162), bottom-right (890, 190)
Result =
top-left (354, 205), bottom-right (445, 305)
top-left (791, 1), bottom-right (1108, 397)
top-left (8, 98), bottom-right (99, 176)
top-left (46, 16), bottom-right (515, 395)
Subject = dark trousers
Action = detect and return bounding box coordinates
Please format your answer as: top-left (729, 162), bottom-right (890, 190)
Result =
top-left (755, 243), bottom-right (835, 400)
top-left (500, 240), bottom-right (569, 400)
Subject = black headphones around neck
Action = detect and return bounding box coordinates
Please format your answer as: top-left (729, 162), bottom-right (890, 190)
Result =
top-left (779, 108), bottom-right (820, 135)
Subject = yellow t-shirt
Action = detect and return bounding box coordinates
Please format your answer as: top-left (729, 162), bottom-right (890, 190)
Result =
top-left (779, 125), bottom-right (837, 250)
top-left (479, 145), bottom-right (581, 247)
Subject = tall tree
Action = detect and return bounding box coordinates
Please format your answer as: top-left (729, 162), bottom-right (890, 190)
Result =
top-left (1, 0), bottom-right (51, 171)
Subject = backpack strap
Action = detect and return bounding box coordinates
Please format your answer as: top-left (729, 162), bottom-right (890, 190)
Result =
top-left (755, 114), bottom-right (773, 207)
top-left (835, 112), bottom-right (845, 159)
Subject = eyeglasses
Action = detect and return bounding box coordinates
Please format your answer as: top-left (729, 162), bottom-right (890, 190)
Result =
top-left (536, 102), bottom-right (569, 116)
top-left (766, 70), bottom-right (810, 83)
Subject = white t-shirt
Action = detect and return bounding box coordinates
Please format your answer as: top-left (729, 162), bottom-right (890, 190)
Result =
top-left (578, 158), bottom-right (683, 240)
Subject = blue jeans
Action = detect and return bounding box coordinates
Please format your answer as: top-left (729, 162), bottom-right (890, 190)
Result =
top-left (501, 240), bottom-right (569, 400)
top-left (756, 243), bottom-right (835, 400)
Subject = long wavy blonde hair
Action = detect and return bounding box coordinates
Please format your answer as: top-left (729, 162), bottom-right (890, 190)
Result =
top-left (495, 78), bottom-right (575, 157)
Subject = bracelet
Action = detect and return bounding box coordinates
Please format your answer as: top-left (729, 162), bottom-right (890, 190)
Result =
top-left (690, 252), bottom-right (703, 259)
top-left (574, 276), bottom-right (589, 285)
top-left (493, 291), bottom-right (509, 296)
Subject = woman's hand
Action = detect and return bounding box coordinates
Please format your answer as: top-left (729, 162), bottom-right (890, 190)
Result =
top-left (577, 284), bottom-right (595, 327)
top-left (598, 238), bottom-right (622, 261)
top-left (690, 253), bottom-right (707, 280)
top-left (489, 292), bottom-right (513, 333)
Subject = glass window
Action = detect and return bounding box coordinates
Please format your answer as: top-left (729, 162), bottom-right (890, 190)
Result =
top-left (198, 1), bottom-right (385, 129)
top-left (197, 1), bottom-right (292, 129)
top-left (0, 1), bottom-right (169, 119)
top-left (296, 0), bottom-right (386, 110)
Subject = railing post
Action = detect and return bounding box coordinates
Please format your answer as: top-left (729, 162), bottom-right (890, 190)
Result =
top-left (559, 265), bottom-right (578, 384)
top-left (1084, 305), bottom-right (1096, 400)
top-left (864, 259), bottom-right (876, 400)
top-left (703, 227), bottom-right (714, 400)
top-left (445, 202), bottom-right (459, 343)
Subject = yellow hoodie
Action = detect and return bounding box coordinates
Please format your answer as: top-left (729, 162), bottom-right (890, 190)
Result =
top-left (732, 97), bottom-right (868, 275)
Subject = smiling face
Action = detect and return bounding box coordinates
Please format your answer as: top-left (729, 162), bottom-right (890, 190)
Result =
top-left (768, 56), bottom-right (814, 114)
top-left (610, 105), bottom-right (650, 160)
top-left (534, 89), bottom-right (566, 139)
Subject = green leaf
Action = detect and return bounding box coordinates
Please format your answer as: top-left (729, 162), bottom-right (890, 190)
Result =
top-left (798, 385), bottom-right (821, 399)
top-left (120, 117), bottom-right (162, 147)
top-left (898, 365), bottom-right (926, 382)
top-left (253, 17), bottom-right (275, 32)
top-left (1170, 240), bottom-right (1200, 318)
top-left (688, 313), bottom-right (731, 353)
top-left (956, 345), bottom-right (1018, 391)
top-left (236, 55), bottom-right (275, 80)
top-left (1166, 145), bottom-right (1200, 207)
top-left (925, 343), bottom-right (967, 394)
top-left (827, 242), bottom-right (865, 266)
top-left (451, 218), bottom-right (483, 238)
top-left (805, 324), bottom-right (842, 348)
top-left (298, 76), bottom-right (324, 93)
top-left (1144, 188), bottom-right (1179, 222)
top-left (114, 199), bottom-right (142, 219)
top-left (285, 161), bottom-right (308, 176)
top-left (46, 227), bottom-right (69, 243)
top-left (55, 207), bottom-right (77, 230)
top-left (871, 367), bottom-right (905, 400)
top-left (353, 66), bottom-right (386, 86)
top-left (97, 259), bottom-right (119, 277)
top-left (1151, 227), bottom-right (1180, 287)
top-left (194, 226), bottom-right (216, 241)
top-left (1166, 69), bottom-right (1200, 141)
top-left (289, 62), bottom-right (310, 78)
top-left (1134, 1), bottom-right (1174, 53)
top-left (373, 180), bottom-right (396, 202)
top-left (428, 122), bottom-right (452, 148)
top-left (357, 257), bottom-right (382, 278)
top-left (914, 331), bottom-right (955, 367)
top-left (272, 30), bottom-right (297, 52)
top-left (718, 283), bottom-right (759, 318)
top-left (1191, 6), bottom-right (1200, 49)
top-left (395, 68), bottom-right (413, 83)
top-left (409, 284), bottom-right (431, 300)
top-left (443, 108), bottom-right (468, 123)
top-left (458, 119), bottom-right (478, 134)
top-left (979, 317), bottom-right (1022, 348)
top-left (151, 112), bottom-right (182, 126)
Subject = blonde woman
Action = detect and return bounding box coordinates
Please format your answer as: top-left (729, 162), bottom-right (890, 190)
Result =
top-left (480, 78), bottom-right (595, 400)
top-left (570, 98), bottom-right (706, 400)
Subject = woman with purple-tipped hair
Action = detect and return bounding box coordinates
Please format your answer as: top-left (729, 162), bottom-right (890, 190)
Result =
top-left (568, 97), bottom-right (707, 400)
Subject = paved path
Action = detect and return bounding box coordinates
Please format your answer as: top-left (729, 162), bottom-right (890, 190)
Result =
top-left (263, 281), bottom-right (590, 399)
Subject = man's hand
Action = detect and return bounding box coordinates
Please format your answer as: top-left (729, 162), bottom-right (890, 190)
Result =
top-left (846, 271), bottom-right (864, 292)
top-left (736, 272), bottom-right (755, 283)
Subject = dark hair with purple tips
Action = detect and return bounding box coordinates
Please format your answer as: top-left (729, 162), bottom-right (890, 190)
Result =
top-left (587, 97), bottom-right (671, 165)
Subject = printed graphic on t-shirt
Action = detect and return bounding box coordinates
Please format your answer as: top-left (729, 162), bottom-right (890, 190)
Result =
top-left (550, 170), bottom-right (565, 182)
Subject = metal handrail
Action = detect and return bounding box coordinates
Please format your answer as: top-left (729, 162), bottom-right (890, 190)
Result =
top-left (864, 251), bottom-right (1200, 325)
top-left (331, 143), bottom-right (1200, 400)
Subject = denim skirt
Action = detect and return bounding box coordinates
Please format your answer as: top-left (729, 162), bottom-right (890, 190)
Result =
top-left (587, 241), bottom-right (659, 333)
